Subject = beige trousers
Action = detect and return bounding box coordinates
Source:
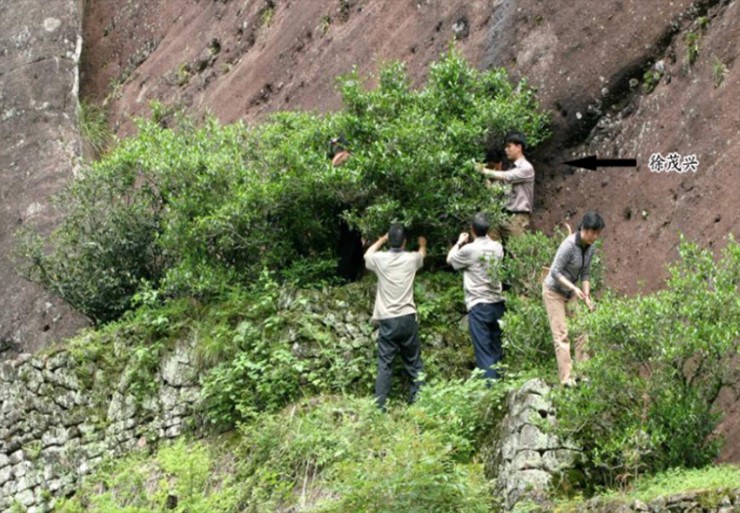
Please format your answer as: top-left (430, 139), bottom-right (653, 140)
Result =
top-left (489, 213), bottom-right (531, 243)
top-left (542, 283), bottom-right (588, 384)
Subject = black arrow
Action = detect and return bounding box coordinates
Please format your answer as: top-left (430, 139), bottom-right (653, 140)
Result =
top-left (562, 155), bottom-right (637, 171)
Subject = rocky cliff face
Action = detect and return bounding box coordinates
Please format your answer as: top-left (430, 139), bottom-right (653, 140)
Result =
top-left (531, 0), bottom-right (740, 296)
top-left (4, 1), bottom-right (738, 352)
top-left (81, 0), bottom-right (739, 295)
top-left (0, 0), bottom-right (88, 356)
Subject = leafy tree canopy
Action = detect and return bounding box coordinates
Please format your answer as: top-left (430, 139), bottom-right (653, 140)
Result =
top-left (16, 50), bottom-right (550, 323)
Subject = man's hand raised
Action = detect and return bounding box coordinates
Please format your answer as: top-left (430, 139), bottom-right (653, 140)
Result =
top-left (417, 236), bottom-right (428, 257)
top-left (364, 233), bottom-right (389, 259)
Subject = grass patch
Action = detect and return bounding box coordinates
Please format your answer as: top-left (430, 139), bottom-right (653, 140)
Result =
top-left (642, 69), bottom-right (662, 94)
top-left (620, 466), bottom-right (740, 502)
top-left (55, 435), bottom-right (243, 513)
top-left (712, 56), bottom-right (727, 87)
top-left (56, 377), bottom-right (520, 513)
top-left (261, 4), bottom-right (275, 30)
top-left (555, 465), bottom-right (740, 511)
top-left (685, 31), bottom-right (700, 65)
top-left (78, 101), bottom-right (111, 157)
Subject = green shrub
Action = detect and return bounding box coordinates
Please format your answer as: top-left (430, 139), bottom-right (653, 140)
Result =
top-left (15, 162), bottom-right (165, 323)
top-left (553, 237), bottom-right (740, 490)
top-left (239, 378), bottom-right (499, 513)
top-left (16, 50), bottom-right (549, 323)
top-left (642, 69), bottom-right (662, 94)
top-left (55, 438), bottom-right (242, 513)
top-left (198, 274), bottom-right (375, 426)
top-left (200, 271), bottom-right (484, 427)
top-left (414, 271), bottom-right (473, 377)
top-left (500, 293), bottom-right (554, 373)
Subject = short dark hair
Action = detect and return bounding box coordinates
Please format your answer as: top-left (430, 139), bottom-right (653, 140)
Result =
top-left (505, 131), bottom-right (527, 150)
top-left (485, 148), bottom-right (504, 164)
top-left (388, 223), bottom-right (406, 248)
top-left (328, 136), bottom-right (349, 159)
top-left (471, 212), bottom-right (490, 237)
top-left (578, 211), bottom-right (605, 231)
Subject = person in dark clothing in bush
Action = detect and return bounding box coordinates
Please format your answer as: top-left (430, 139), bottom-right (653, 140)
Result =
top-left (477, 131), bottom-right (535, 244)
top-left (329, 136), bottom-right (364, 281)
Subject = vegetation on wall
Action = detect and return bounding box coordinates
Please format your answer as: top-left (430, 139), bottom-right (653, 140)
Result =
top-left (78, 101), bottom-right (113, 158)
top-left (554, 465), bottom-right (740, 512)
top-left (198, 271), bottom-right (481, 427)
top-left (57, 378), bottom-right (513, 513)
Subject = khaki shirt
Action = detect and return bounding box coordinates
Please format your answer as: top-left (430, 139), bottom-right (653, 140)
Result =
top-left (365, 250), bottom-right (424, 320)
top-left (447, 236), bottom-right (504, 311)
top-left (491, 157), bottom-right (535, 213)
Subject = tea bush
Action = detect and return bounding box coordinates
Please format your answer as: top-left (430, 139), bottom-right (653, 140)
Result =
top-left (553, 237), bottom-right (740, 490)
top-left (16, 50), bottom-right (549, 323)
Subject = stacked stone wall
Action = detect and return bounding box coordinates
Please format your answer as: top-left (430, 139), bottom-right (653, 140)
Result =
top-left (0, 341), bottom-right (200, 512)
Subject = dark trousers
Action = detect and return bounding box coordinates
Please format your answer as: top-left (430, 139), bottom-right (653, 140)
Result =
top-left (468, 301), bottom-right (505, 380)
top-left (375, 314), bottom-right (424, 409)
